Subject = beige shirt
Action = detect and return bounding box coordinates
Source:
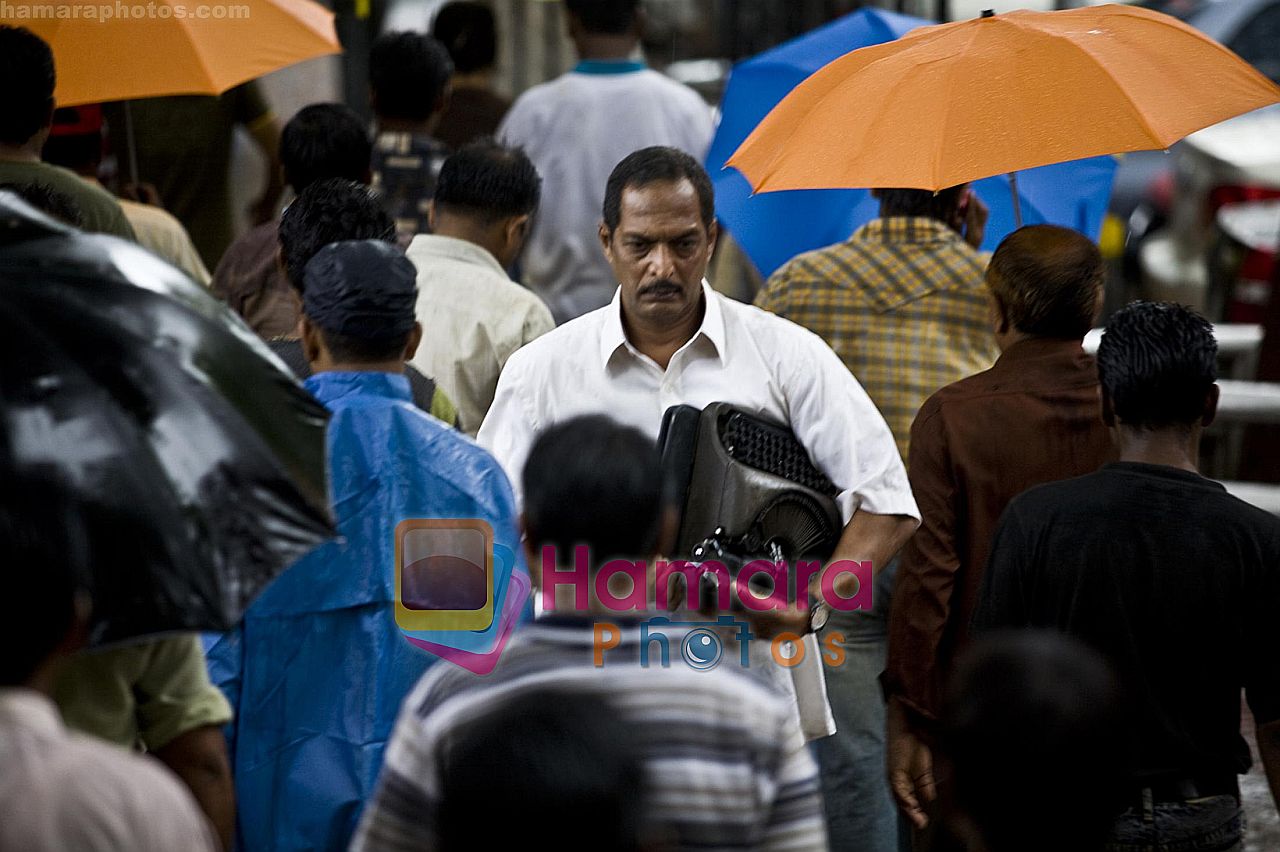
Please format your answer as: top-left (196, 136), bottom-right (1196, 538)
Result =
top-left (0, 688), bottom-right (218, 852)
top-left (406, 234), bottom-right (555, 436)
top-left (119, 198), bottom-right (212, 286)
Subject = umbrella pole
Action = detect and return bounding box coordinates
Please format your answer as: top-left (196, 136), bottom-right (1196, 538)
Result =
top-left (1008, 170), bottom-right (1023, 228)
top-left (123, 101), bottom-right (140, 188)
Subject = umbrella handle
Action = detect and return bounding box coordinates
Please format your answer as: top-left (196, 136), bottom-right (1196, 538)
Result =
top-left (124, 101), bottom-right (140, 188)
top-left (1008, 170), bottom-right (1023, 229)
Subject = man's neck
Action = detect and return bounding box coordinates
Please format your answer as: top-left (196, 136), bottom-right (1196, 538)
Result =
top-left (0, 141), bottom-right (41, 164)
top-left (451, 69), bottom-right (494, 90)
top-left (1116, 426), bottom-right (1201, 474)
top-left (432, 216), bottom-right (505, 269)
top-left (623, 297), bottom-right (705, 372)
top-left (576, 35), bottom-right (639, 61)
top-left (310, 360), bottom-right (404, 376)
top-left (376, 117), bottom-right (436, 137)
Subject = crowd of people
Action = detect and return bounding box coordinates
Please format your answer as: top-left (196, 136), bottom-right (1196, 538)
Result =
top-left (1, 1), bottom-right (1279, 852)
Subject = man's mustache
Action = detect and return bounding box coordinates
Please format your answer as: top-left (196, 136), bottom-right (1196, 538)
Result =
top-left (640, 279), bottom-right (683, 296)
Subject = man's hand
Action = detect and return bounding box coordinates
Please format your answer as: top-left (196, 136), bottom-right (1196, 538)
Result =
top-left (887, 698), bottom-right (936, 830)
top-left (1258, 717), bottom-right (1280, 812)
top-left (962, 191), bottom-right (988, 250)
top-left (154, 724), bottom-right (235, 851)
top-left (742, 604), bottom-right (810, 640)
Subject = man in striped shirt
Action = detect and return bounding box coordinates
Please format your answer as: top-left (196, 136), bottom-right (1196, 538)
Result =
top-left (353, 415), bottom-right (827, 852)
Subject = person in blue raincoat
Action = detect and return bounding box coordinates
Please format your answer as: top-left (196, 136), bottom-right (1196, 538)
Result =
top-left (206, 239), bottom-right (524, 851)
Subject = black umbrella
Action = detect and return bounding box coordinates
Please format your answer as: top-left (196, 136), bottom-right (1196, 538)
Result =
top-left (0, 192), bottom-right (334, 646)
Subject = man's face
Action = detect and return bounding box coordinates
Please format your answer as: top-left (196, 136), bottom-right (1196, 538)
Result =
top-left (601, 178), bottom-right (716, 330)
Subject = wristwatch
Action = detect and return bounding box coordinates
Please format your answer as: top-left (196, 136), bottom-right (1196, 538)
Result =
top-left (808, 600), bottom-right (831, 634)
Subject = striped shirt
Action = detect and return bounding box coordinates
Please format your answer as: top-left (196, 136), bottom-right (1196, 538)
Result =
top-left (352, 619), bottom-right (828, 852)
top-left (756, 217), bottom-right (998, 462)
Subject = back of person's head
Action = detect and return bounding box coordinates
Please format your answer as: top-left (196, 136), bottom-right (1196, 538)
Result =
top-left (369, 32), bottom-right (453, 123)
top-left (0, 182), bottom-right (84, 228)
top-left (280, 103), bottom-right (373, 195)
top-left (278, 178), bottom-right (396, 293)
top-left (1096, 301), bottom-right (1217, 431)
top-left (875, 185), bottom-right (968, 223)
top-left (434, 139), bottom-right (540, 225)
top-left (301, 239), bottom-right (418, 365)
top-left (41, 105), bottom-right (104, 175)
top-left (987, 224), bottom-right (1104, 339)
top-left (438, 689), bottom-right (648, 852)
top-left (940, 631), bottom-right (1125, 852)
top-left (523, 415), bottom-right (668, 566)
top-left (602, 145), bottom-right (714, 234)
top-left (0, 468), bottom-right (90, 686)
top-left (432, 2), bottom-right (498, 75)
top-left (565, 0), bottom-right (640, 35)
top-left (0, 26), bottom-right (55, 147)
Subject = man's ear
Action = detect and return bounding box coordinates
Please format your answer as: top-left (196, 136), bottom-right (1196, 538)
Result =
top-left (706, 219), bottom-right (719, 259)
top-left (427, 199), bottom-right (437, 232)
top-left (403, 321), bottom-right (423, 362)
top-left (301, 316), bottom-right (322, 364)
top-left (1203, 383), bottom-right (1220, 428)
top-left (520, 514), bottom-right (541, 588)
top-left (599, 221), bottom-right (614, 262)
top-left (506, 213), bottom-right (531, 251)
top-left (986, 290), bottom-right (1009, 336)
top-left (1099, 386), bottom-right (1117, 428)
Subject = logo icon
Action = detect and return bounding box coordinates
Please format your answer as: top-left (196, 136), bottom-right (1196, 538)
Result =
top-left (394, 518), bottom-right (530, 675)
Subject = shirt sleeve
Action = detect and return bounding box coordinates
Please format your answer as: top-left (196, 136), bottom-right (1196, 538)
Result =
top-left (228, 81), bottom-right (271, 128)
top-left (203, 625), bottom-right (244, 763)
top-left (761, 708), bottom-right (829, 851)
top-left (754, 267), bottom-right (791, 316)
top-left (133, 634), bottom-right (233, 751)
top-left (782, 324), bottom-right (919, 523)
top-left (476, 357), bottom-right (539, 510)
top-left (884, 399), bottom-right (958, 724)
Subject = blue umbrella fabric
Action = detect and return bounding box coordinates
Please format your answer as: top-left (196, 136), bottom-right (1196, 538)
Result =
top-left (708, 7), bottom-right (1118, 278)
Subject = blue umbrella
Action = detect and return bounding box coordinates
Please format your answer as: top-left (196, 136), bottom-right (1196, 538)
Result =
top-left (708, 7), bottom-right (1118, 279)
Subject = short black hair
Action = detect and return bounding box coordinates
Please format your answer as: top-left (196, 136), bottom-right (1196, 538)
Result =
top-left (1096, 301), bottom-right (1218, 431)
top-left (317, 327), bottom-right (410, 364)
top-left (0, 26), bottom-right (55, 147)
top-left (370, 32), bottom-right (454, 123)
top-left (603, 146), bottom-right (714, 233)
top-left (0, 182), bottom-right (84, 228)
top-left (941, 631), bottom-right (1125, 852)
top-left (565, 0), bottom-right (640, 35)
top-left (432, 2), bottom-right (497, 74)
top-left (987, 225), bottom-right (1104, 339)
top-left (523, 415), bottom-right (667, 567)
top-left (280, 103), bottom-right (373, 195)
top-left (278, 178), bottom-right (396, 293)
top-left (876, 185), bottom-right (967, 222)
top-left (0, 469), bottom-right (91, 686)
top-left (439, 689), bottom-right (647, 852)
top-left (434, 139), bottom-right (540, 225)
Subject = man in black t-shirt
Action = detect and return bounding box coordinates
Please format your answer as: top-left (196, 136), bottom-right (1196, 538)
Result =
top-left (974, 301), bottom-right (1280, 852)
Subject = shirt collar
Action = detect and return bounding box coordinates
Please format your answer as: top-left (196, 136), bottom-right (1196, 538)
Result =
top-left (304, 370), bottom-right (414, 406)
top-left (598, 280), bottom-right (726, 370)
top-left (407, 233), bottom-right (508, 279)
top-left (852, 216), bottom-right (966, 247)
top-left (0, 688), bottom-right (63, 738)
top-left (573, 59), bottom-right (647, 75)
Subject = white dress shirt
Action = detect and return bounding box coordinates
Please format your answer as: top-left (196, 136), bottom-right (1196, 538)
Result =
top-left (478, 282), bottom-right (920, 739)
top-left (0, 688), bottom-right (218, 852)
top-left (498, 66), bottom-right (715, 323)
top-left (406, 234), bottom-right (555, 436)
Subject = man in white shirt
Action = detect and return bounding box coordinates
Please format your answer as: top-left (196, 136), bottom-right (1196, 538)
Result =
top-left (479, 146), bottom-right (920, 743)
top-left (0, 473), bottom-right (217, 852)
top-left (497, 0), bottom-right (714, 324)
top-left (407, 140), bottom-right (555, 436)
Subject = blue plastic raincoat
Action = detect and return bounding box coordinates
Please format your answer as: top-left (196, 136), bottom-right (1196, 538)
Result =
top-left (206, 371), bottom-right (524, 851)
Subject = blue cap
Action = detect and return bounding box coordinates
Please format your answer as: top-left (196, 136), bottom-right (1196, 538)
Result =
top-left (302, 240), bottom-right (418, 339)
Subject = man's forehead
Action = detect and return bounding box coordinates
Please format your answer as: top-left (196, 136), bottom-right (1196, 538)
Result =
top-left (615, 179), bottom-right (706, 234)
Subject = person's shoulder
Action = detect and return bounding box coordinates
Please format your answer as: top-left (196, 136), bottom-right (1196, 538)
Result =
top-left (1006, 469), bottom-right (1106, 518)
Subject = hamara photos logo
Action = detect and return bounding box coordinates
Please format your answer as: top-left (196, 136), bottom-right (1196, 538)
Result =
top-left (394, 519), bottom-right (873, 676)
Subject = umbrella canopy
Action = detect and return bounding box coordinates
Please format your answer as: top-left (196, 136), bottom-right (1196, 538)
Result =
top-left (4, 0), bottom-right (340, 106)
top-left (729, 4), bottom-right (1280, 194)
top-left (0, 192), bottom-right (334, 646)
top-left (708, 6), bottom-right (1117, 275)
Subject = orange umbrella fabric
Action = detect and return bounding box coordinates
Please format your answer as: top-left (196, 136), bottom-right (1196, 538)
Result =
top-left (3, 0), bottom-right (340, 107)
top-left (728, 4), bottom-right (1280, 193)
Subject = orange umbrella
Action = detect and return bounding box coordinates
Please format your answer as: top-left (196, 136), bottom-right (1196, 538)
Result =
top-left (3, 0), bottom-right (340, 107)
top-left (728, 5), bottom-right (1280, 196)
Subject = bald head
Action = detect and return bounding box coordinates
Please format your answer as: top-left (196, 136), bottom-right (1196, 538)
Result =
top-left (987, 225), bottom-right (1104, 340)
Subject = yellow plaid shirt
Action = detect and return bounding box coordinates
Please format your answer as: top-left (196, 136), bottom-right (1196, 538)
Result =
top-left (756, 217), bottom-right (998, 462)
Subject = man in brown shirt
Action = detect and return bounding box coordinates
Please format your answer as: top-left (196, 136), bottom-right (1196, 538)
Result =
top-left (883, 225), bottom-right (1115, 840)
